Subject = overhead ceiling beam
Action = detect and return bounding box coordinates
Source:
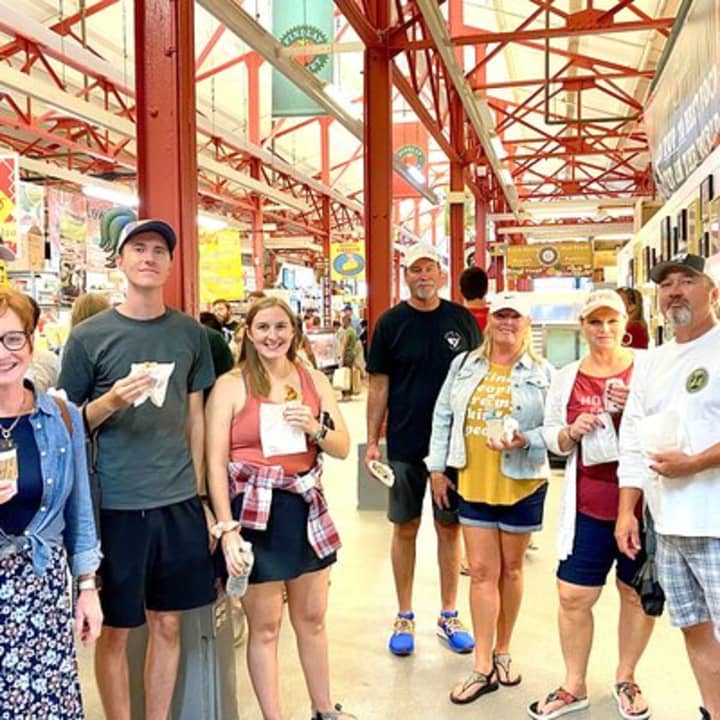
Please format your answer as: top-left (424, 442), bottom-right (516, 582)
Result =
top-left (414, 0), bottom-right (519, 216)
top-left (197, 0), bottom-right (438, 204)
top-left (0, 64), bottom-right (313, 213)
top-left (396, 18), bottom-right (675, 49)
top-left (0, 5), bottom-right (364, 216)
top-left (497, 222), bottom-right (634, 235)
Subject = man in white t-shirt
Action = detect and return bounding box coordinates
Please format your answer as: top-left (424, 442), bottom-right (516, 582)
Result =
top-left (617, 253), bottom-right (720, 720)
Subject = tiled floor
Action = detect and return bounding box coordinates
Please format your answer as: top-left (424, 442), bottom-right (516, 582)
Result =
top-left (78, 393), bottom-right (700, 719)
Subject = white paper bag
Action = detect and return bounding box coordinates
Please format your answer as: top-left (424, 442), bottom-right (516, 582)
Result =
top-left (130, 362), bottom-right (175, 408)
top-left (332, 366), bottom-right (351, 391)
top-left (259, 403), bottom-right (308, 457)
top-left (581, 411), bottom-right (619, 466)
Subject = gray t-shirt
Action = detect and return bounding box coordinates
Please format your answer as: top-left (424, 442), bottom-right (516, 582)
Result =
top-left (58, 308), bottom-right (214, 510)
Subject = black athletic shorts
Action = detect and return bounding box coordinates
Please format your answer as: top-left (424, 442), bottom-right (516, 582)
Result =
top-left (387, 460), bottom-right (459, 525)
top-left (98, 496), bottom-right (216, 628)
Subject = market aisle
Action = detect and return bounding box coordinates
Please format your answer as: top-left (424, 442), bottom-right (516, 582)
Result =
top-left (78, 392), bottom-right (698, 719)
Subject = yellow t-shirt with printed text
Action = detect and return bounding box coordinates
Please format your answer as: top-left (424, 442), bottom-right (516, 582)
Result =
top-left (458, 363), bottom-right (545, 505)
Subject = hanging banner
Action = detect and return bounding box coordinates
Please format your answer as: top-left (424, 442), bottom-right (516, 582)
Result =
top-left (393, 122), bottom-right (430, 199)
top-left (272, 0), bottom-right (334, 117)
top-left (330, 239), bottom-right (365, 281)
top-left (0, 154), bottom-right (19, 260)
top-left (48, 189), bottom-right (88, 304)
top-left (506, 242), bottom-right (593, 278)
top-left (86, 199), bottom-right (114, 275)
top-left (645, 0), bottom-right (720, 198)
top-left (9, 182), bottom-right (45, 272)
top-left (199, 228), bottom-right (245, 306)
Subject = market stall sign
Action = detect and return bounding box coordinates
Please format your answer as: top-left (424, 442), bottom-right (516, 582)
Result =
top-left (506, 242), bottom-right (593, 278)
top-left (0, 154), bottom-right (18, 257)
top-left (330, 239), bottom-right (365, 281)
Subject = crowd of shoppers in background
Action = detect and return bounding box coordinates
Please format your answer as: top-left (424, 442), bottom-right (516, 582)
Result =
top-left (3, 211), bottom-right (719, 720)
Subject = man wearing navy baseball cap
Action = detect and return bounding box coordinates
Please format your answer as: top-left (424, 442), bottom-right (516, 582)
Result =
top-left (618, 251), bottom-right (720, 720)
top-left (59, 217), bottom-right (216, 719)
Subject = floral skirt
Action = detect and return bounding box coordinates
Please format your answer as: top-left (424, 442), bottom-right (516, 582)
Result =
top-left (0, 546), bottom-right (85, 719)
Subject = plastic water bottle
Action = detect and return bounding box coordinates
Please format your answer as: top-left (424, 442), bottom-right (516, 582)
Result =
top-left (226, 541), bottom-right (254, 599)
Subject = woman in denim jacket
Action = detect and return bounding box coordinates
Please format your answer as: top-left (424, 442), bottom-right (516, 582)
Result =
top-left (427, 292), bottom-right (552, 705)
top-left (0, 289), bottom-right (102, 719)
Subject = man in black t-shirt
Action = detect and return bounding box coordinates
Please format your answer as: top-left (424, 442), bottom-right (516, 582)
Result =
top-left (366, 244), bottom-right (482, 657)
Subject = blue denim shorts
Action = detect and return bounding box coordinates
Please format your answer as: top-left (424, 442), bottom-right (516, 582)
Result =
top-left (557, 512), bottom-right (645, 588)
top-left (458, 483), bottom-right (547, 533)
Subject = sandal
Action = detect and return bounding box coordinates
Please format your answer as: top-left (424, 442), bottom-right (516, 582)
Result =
top-left (494, 651), bottom-right (522, 686)
top-left (449, 669), bottom-right (499, 705)
top-left (313, 703), bottom-right (357, 719)
top-left (612, 681), bottom-right (650, 720)
top-left (527, 687), bottom-right (590, 719)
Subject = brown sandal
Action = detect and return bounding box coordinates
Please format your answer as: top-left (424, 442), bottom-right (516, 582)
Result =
top-left (493, 651), bottom-right (522, 686)
top-left (449, 668), bottom-right (499, 704)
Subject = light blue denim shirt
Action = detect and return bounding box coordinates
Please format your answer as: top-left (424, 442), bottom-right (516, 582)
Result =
top-left (426, 350), bottom-right (554, 477)
top-left (0, 386), bottom-right (100, 577)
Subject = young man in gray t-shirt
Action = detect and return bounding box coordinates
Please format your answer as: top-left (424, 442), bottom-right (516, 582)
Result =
top-left (59, 219), bottom-right (216, 720)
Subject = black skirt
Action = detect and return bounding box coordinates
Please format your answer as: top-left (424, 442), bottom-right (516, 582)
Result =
top-left (229, 490), bottom-right (336, 584)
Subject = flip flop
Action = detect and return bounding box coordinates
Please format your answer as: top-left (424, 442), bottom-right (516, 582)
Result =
top-left (527, 688), bottom-right (590, 719)
top-left (494, 651), bottom-right (522, 686)
top-left (449, 669), bottom-right (499, 705)
top-left (612, 681), bottom-right (651, 720)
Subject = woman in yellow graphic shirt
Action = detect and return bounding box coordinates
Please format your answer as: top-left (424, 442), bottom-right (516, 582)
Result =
top-left (427, 293), bottom-right (553, 705)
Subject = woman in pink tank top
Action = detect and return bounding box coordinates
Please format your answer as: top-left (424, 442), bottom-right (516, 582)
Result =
top-left (205, 297), bottom-right (354, 720)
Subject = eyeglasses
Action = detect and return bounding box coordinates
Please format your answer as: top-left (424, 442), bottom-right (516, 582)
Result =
top-left (0, 331), bottom-right (30, 351)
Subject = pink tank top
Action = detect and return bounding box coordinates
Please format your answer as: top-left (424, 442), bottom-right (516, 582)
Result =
top-left (230, 363), bottom-right (321, 474)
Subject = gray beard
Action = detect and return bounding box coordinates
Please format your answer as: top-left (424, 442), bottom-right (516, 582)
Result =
top-left (413, 286), bottom-right (437, 301)
top-left (666, 306), bottom-right (692, 327)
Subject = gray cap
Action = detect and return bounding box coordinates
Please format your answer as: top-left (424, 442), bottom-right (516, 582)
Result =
top-left (650, 252), bottom-right (716, 286)
top-left (117, 219), bottom-right (177, 255)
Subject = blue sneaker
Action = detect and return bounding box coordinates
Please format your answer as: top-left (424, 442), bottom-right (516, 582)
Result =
top-left (388, 612), bottom-right (415, 656)
top-left (437, 610), bottom-right (475, 653)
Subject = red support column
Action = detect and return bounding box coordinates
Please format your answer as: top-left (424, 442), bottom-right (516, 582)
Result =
top-left (248, 54), bottom-right (264, 291)
top-left (365, 0), bottom-right (392, 334)
top-left (449, 93), bottom-right (465, 303)
top-left (474, 193), bottom-right (487, 269)
top-left (135, 0), bottom-right (198, 313)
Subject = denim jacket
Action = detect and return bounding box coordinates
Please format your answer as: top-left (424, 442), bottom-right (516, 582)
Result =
top-left (426, 350), bottom-right (553, 478)
top-left (0, 386), bottom-right (100, 577)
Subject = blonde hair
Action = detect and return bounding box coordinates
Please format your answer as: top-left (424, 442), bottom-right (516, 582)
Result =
top-left (240, 297), bottom-right (299, 397)
top-left (478, 316), bottom-right (542, 363)
top-left (71, 292), bottom-right (110, 327)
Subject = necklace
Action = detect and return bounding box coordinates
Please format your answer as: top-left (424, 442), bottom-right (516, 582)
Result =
top-left (0, 414), bottom-right (24, 441)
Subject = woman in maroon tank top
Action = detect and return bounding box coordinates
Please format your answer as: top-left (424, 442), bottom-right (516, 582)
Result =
top-left (205, 297), bottom-right (354, 720)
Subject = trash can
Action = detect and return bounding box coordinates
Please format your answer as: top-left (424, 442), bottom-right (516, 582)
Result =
top-left (356, 441), bottom-right (389, 511)
top-left (128, 598), bottom-right (239, 720)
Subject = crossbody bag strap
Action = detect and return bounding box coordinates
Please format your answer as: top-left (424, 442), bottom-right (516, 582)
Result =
top-left (52, 396), bottom-right (73, 437)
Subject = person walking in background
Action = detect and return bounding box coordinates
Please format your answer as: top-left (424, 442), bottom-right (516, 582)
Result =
top-left (205, 297), bottom-right (354, 720)
top-left (59, 219), bottom-right (217, 720)
top-left (427, 293), bottom-right (551, 704)
top-left (0, 288), bottom-right (102, 719)
top-left (615, 288), bottom-right (649, 349)
top-left (460, 266), bottom-right (490, 332)
top-left (366, 243), bottom-right (481, 658)
top-left (529, 290), bottom-right (654, 720)
top-left (617, 254), bottom-right (720, 720)
top-left (200, 311), bottom-right (236, 379)
top-left (213, 298), bottom-right (239, 343)
top-left (336, 314), bottom-right (358, 401)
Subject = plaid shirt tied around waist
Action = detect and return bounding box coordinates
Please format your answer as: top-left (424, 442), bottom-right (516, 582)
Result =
top-left (228, 458), bottom-right (341, 559)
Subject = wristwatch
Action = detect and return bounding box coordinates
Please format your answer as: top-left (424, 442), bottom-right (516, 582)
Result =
top-left (77, 576), bottom-right (100, 592)
top-left (210, 520), bottom-right (240, 539)
top-left (312, 425), bottom-right (329, 444)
